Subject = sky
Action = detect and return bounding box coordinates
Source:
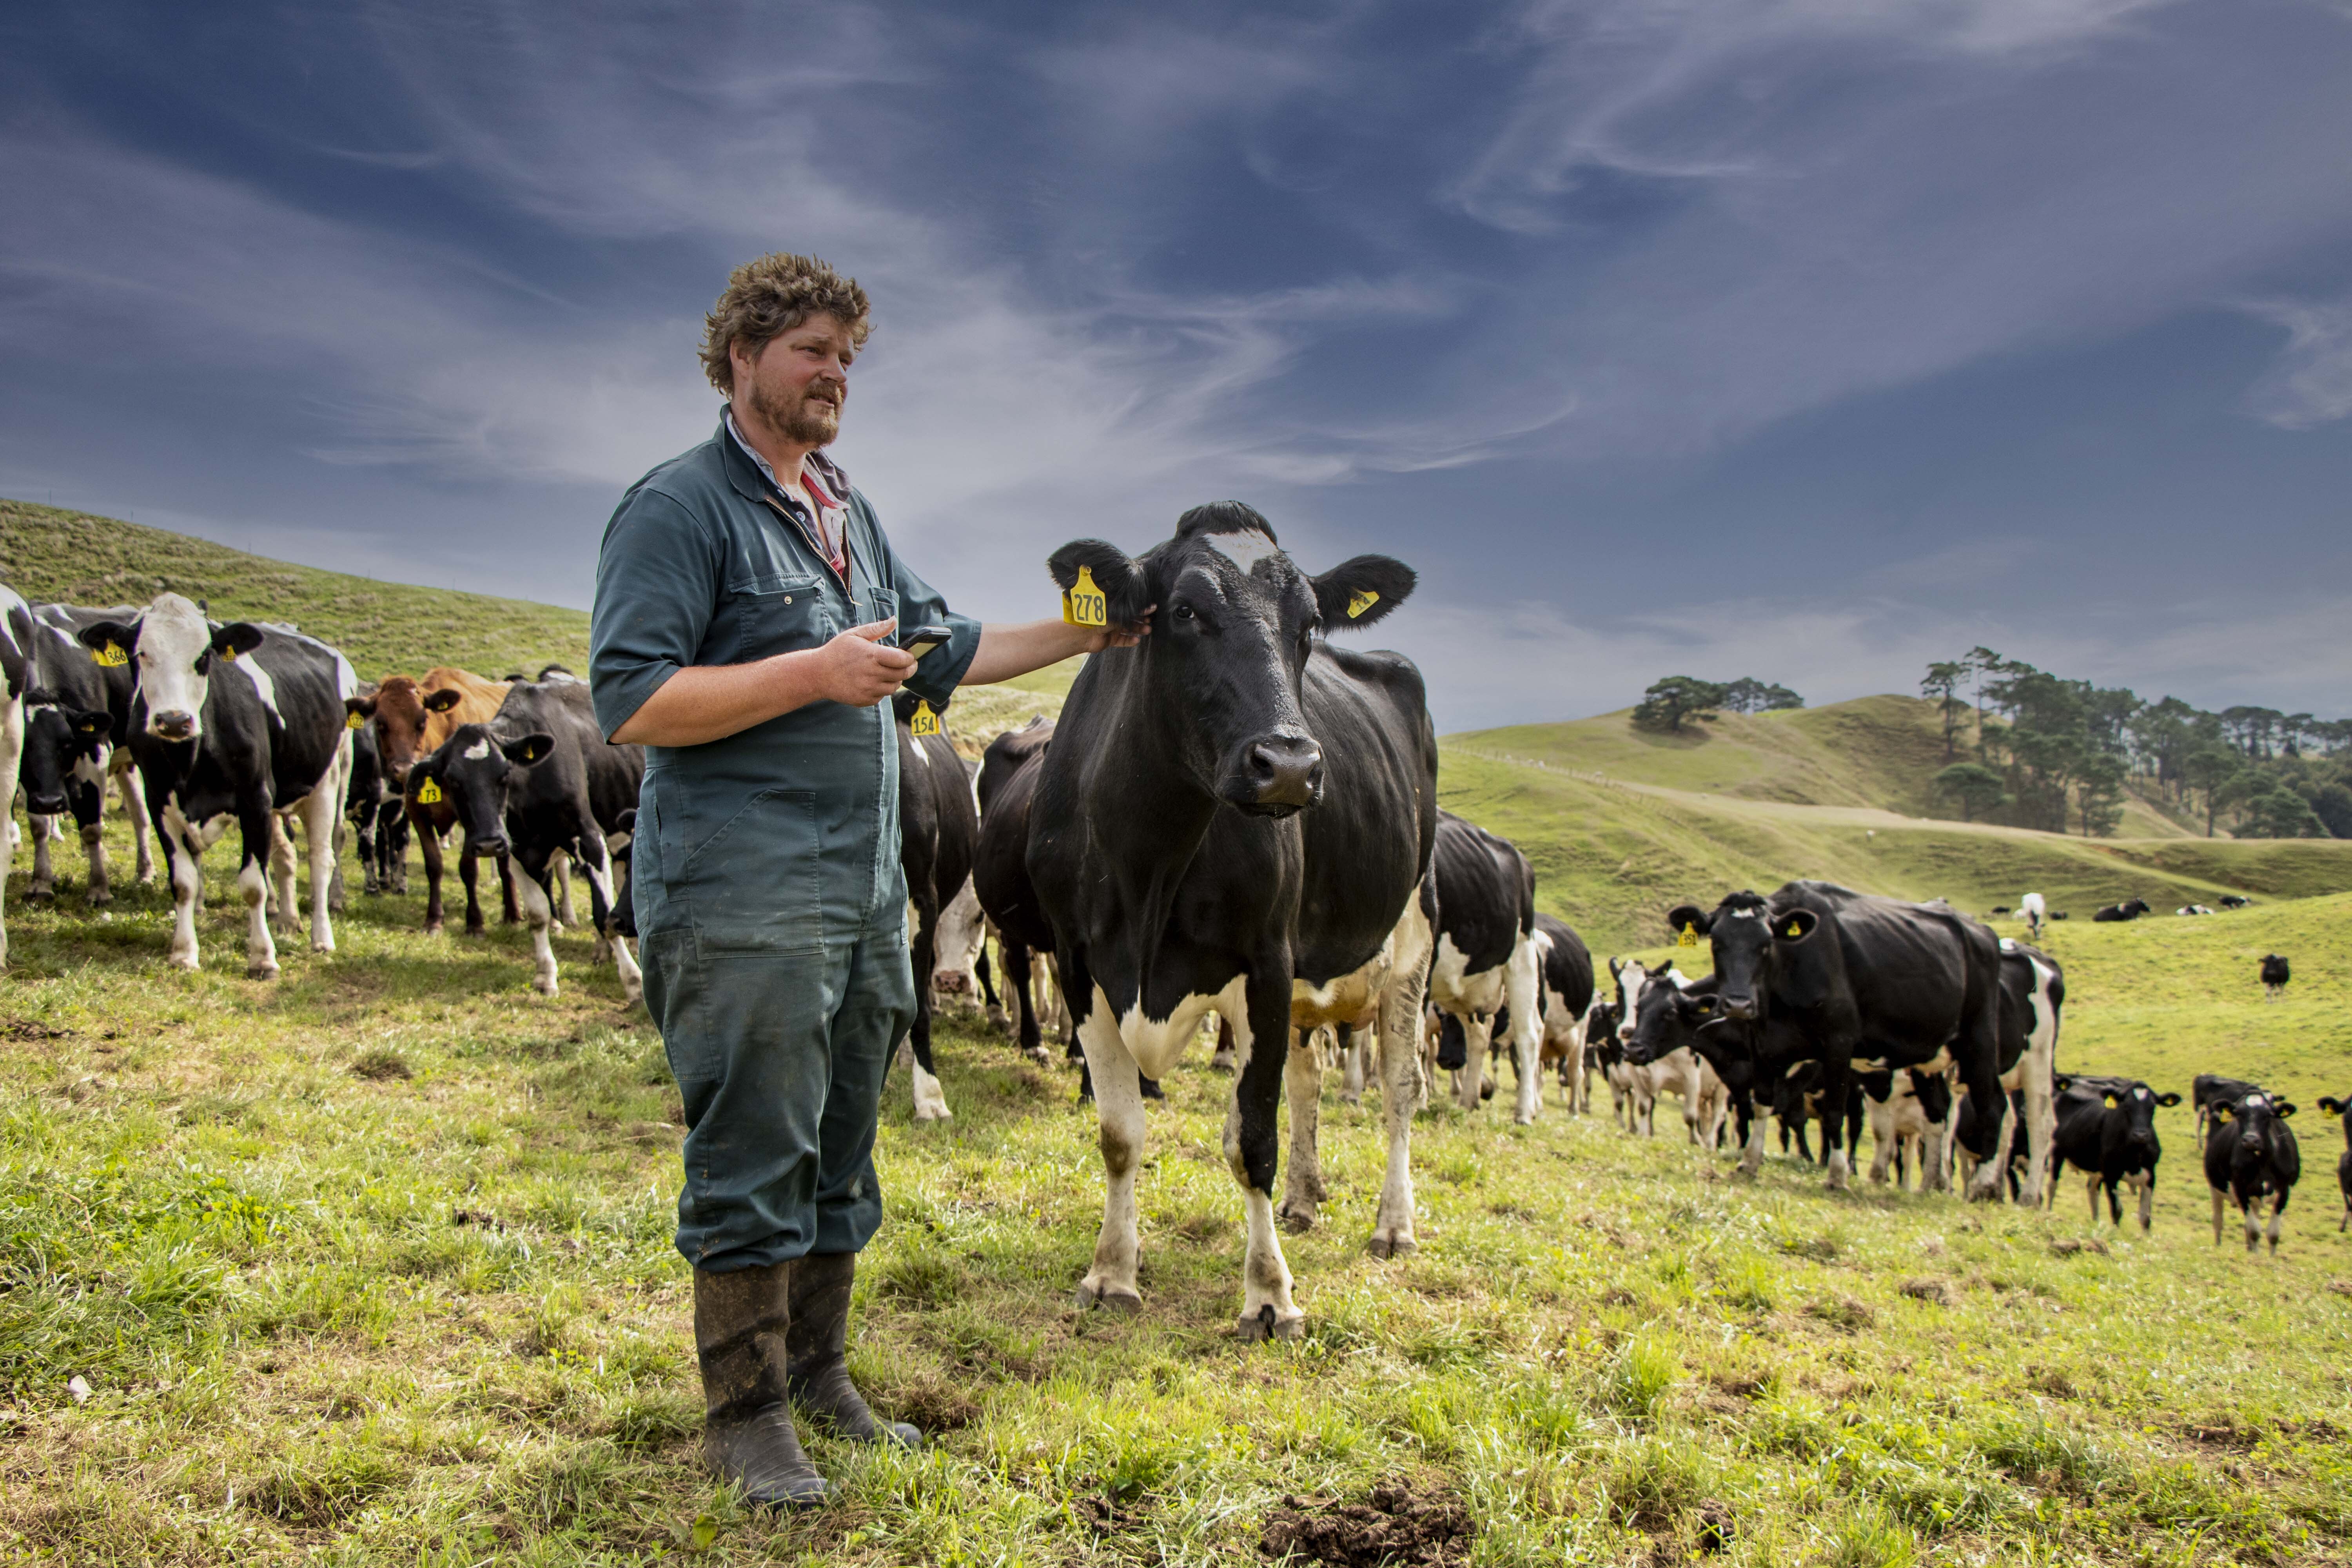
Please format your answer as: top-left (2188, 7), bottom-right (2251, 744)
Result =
top-left (4, 0), bottom-right (2350, 733)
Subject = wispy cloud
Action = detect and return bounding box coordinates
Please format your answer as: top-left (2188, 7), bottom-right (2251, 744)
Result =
top-left (2240, 294), bottom-right (2352, 429)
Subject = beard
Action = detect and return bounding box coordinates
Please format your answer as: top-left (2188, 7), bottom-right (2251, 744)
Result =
top-left (748, 376), bottom-right (842, 446)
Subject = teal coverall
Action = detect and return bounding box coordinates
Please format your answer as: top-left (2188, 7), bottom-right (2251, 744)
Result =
top-left (590, 419), bottom-right (980, 1272)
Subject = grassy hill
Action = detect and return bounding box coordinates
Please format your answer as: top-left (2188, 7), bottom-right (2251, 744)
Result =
top-left (0, 498), bottom-right (590, 681)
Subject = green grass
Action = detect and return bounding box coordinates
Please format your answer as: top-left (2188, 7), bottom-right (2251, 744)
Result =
top-left (3, 811), bottom-right (2350, 1565)
top-left (0, 497), bottom-right (590, 681)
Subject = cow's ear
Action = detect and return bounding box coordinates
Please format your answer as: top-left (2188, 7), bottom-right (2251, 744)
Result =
top-left (2213, 1103), bottom-right (2234, 1122)
top-left (1666, 904), bottom-right (1710, 938)
top-left (2156, 1092), bottom-right (2182, 1107)
top-left (2053, 1073), bottom-right (2073, 1093)
top-left (615, 808), bottom-right (637, 835)
top-left (1773, 908), bottom-right (1819, 943)
top-left (211, 623), bottom-right (265, 660)
top-left (2318, 1096), bottom-right (2345, 1116)
top-left (345, 695), bottom-right (378, 721)
top-left (73, 707), bottom-right (111, 735)
top-left (2274, 1101), bottom-right (2295, 1119)
top-left (76, 619), bottom-right (139, 656)
top-left (2102, 1091), bottom-right (2120, 1108)
top-left (421, 688), bottom-right (465, 714)
top-left (501, 732), bottom-right (556, 766)
top-left (1609, 956), bottom-right (1624, 979)
top-left (1046, 539), bottom-right (1149, 625)
top-left (1310, 554), bottom-right (1415, 630)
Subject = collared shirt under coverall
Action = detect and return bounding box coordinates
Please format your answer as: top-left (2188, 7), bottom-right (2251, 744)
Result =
top-left (589, 417), bottom-right (980, 1273)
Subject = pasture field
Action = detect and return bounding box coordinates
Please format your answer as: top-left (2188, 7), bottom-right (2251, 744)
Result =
top-left (3, 813), bottom-right (2350, 1567)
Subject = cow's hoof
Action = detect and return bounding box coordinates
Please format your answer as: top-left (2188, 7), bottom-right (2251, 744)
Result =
top-left (424, 922), bottom-right (444, 936)
top-left (1964, 1177), bottom-right (2002, 1203)
top-left (1022, 1045), bottom-right (1051, 1065)
top-left (25, 890), bottom-right (54, 907)
top-left (1277, 1200), bottom-right (1317, 1234)
top-left (1236, 1305), bottom-right (1306, 1344)
top-left (311, 941), bottom-right (334, 956)
top-left (85, 891), bottom-right (111, 908)
top-left (1365, 1229), bottom-right (1417, 1259)
top-left (1074, 1280), bottom-right (1142, 1314)
top-left (912, 1104), bottom-right (953, 1123)
top-left (247, 962), bottom-right (280, 980)
top-left (533, 977), bottom-right (560, 997)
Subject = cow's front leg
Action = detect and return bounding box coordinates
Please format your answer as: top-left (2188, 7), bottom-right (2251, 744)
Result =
top-left (1074, 989), bottom-right (1147, 1314)
top-left (2209, 1186), bottom-right (2227, 1245)
top-left (1226, 977), bottom-right (1304, 1341)
top-left (237, 802), bottom-right (282, 979)
top-left (2267, 1191), bottom-right (2287, 1252)
top-left (2131, 1171), bottom-right (2154, 1233)
top-left (27, 813), bottom-right (56, 902)
top-left (496, 849), bottom-right (520, 925)
top-left (576, 833), bottom-right (642, 1007)
top-left (116, 769), bottom-right (157, 884)
top-left (297, 784), bottom-right (340, 953)
top-left (1738, 1099), bottom-right (1769, 1177)
top-left (81, 816), bottom-right (110, 904)
top-left (514, 852), bottom-right (559, 995)
top-left (1370, 908), bottom-right (1431, 1257)
top-left (416, 810), bottom-right (446, 932)
top-left (266, 814), bottom-right (300, 931)
top-left (1338, 1022), bottom-right (1365, 1107)
top-left (1278, 1027), bottom-right (1325, 1232)
top-left (1454, 1013), bottom-right (1493, 1111)
top-left (1504, 935), bottom-right (1543, 1125)
top-left (158, 803), bottom-right (204, 970)
top-left (459, 842), bottom-right (486, 935)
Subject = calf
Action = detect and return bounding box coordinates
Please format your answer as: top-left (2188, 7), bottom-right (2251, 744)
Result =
top-left (2092, 898), bottom-right (2152, 923)
top-left (895, 690), bottom-right (981, 1122)
top-left (20, 603), bottom-right (154, 905)
top-left (2018, 891), bottom-right (2045, 940)
top-left (1427, 811), bottom-right (1545, 1122)
top-left (350, 667), bottom-right (514, 915)
top-left (2259, 954), bottom-right (2289, 1001)
top-left (1611, 958), bottom-right (1727, 1144)
top-left (1859, 1068), bottom-right (1950, 1191)
top-left (75, 596), bottom-right (354, 976)
top-left (410, 676), bottom-right (643, 1001)
top-left (2312, 1093), bottom-right (2351, 1232)
top-left (1954, 1087), bottom-right (2033, 1199)
top-left (2193, 1073), bottom-right (2259, 1150)
top-left (1531, 913), bottom-right (1596, 1112)
top-left (2203, 1089), bottom-right (2300, 1252)
top-left (343, 713), bottom-right (405, 895)
top-left (2048, 1073), bottom-right (2178, 1229)
top-left (1032, 503), bottom-right (1436, 1338)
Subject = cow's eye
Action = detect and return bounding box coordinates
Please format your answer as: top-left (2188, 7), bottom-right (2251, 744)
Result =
top-left (1172, 603), bottom-right (1196, 622)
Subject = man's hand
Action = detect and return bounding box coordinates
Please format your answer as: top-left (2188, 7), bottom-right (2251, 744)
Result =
top-left (1074, 607), bottom-right (1154, 653)
top-left (814, 617), bottom-right (917, 707)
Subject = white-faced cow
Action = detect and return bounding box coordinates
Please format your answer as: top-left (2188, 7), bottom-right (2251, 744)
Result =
top-left (2049, 1073), bottom-right (2179, 1229)
top-left (20, 602), bottom-right (154, 905)
top-left (1665, 883), bottom-right (2009, 1194)
top-left (2203, 1086), bottom-right (2300, 1252)
top-left (76, 595), bottom-right (354, 976)
top-left (410, 675), bottom-right (643, 1002)
top-left (1610, 958), bottom-right (1729, 1144)
top-left (2260, 954), bottom-right (2290, 1001)
top-left (2092, 898), bottom-right (2151, 923)
top-left (894, 690), bottom-right (981, 1122)
top-left (1426, 811), bottom-right (1544, 1122)
top-left (1031, 503), bottom-right (1436, 1341)
top-left (2018, 891), bottom-right (2045, 940)
top-left (2312, 1092), bottom-right (2351, 1232)
top-left (0, 584), bottom-right (31, 966)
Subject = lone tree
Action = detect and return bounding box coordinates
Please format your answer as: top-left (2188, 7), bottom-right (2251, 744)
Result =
top-left (1922, 661), bottom-right (1968, 760)
top-left (1633, 677), bottom-right (1730, 733)
top-left (1932, 762), bottom-right (2007, 822)
top-left (1723, 677), bottom-right (1804, 713)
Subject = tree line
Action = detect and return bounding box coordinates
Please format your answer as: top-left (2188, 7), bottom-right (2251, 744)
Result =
top-left (1920, 649), bottom-right (2350, 839)
top-left (1632, 676), bottom-right (1803, 733)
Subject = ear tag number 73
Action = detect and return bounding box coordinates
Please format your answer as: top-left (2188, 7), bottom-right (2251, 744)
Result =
top-left (1062, 564), bottom-right (1108, 628)
top-left (415, 778), bottom-right (443, 805)
top-left (910, 699), bottom-right (940, 738)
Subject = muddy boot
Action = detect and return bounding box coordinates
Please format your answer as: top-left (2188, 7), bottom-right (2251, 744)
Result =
top-left (693, 1262), bottom-right (828, 1507)
top-left (786, 1252), bottom-right (919, 1446)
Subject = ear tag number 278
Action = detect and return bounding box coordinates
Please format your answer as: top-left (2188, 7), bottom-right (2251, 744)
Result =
top-left (1062, 564), bottom-right (1108, 628)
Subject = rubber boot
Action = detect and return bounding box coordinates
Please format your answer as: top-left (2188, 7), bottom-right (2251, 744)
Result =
top-left (693, 1262), bottom-right (829, 1507)
top-left (786, 1252), bottom-right (920, 1446)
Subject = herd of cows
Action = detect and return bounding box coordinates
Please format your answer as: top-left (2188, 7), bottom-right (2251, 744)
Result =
top-left (2, 511), bottom-right (2347, 1339)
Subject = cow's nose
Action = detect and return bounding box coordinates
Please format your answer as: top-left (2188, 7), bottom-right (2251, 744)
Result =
top-left (1242, 735), bottom-right (1323, 810)
top-left (1719, 996), bottom-right (1757, 1021)
top-left (150, 710), bottom-right (196, 739)
top-left (474, 834), bottom-right (508, 855)
top-left (27, 793), bottom-right (67, 814)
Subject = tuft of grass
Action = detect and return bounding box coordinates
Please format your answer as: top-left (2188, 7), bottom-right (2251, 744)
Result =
top-left (349, 1045), bottom-right (412, 1080)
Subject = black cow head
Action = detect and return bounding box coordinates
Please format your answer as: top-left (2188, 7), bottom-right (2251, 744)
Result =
top-left (417, 723), bottom-right (555, 854)
top-left (1623, 981), bottom-right (1718, 1067)
top-left (2215, 1091), bottom-right (2294, 1164)
top-left (19, 694), bottom-right (113, 816)
top-left (1047, 501), bottom-right (1414, 817)
top-left (1668, 892), bottom-right (1819, 1024)
top-left (2063, 1075), bottom-right (2178, 1159)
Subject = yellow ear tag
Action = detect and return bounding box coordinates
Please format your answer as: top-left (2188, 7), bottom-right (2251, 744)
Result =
top-left (1062, 564), bottom-right (1108, 628)
top-left (415, 778), bottom-right (442, 804)
top-left (1784, 921), bottom-right (1803, 938)
top-left (910, 699), bottom-right (940, 738)
top-left (1677, 923), bottom-right (1698, 948)
top-left (220, 646), bottom-right (236, 662)
top-left (346, 711), bottom-right (364, 730)
top-left (1347, 588), bottom-right (1380, 619)
top-left (94, 642), bottom-right (128, 667)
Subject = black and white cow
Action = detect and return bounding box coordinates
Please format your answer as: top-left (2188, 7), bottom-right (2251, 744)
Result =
top-left (2048, 1073), bottom-right (2178, 1229)
top-left (1954, 1087), bottom-right (2032, 1199)
top-left (972, 715), bottom-right (1065, 1063)
top-left (2203, 1087), bottom-right (2300, 1252)
top-left (1857, 1068), bottom-right (1950, 1191)
top-left (1032, 503), bottom-right (1436, 1340)
top-left (895, 690), bottom-right (981, 1122)
top-left (1426, 811), bottom-right (1544, 1122)
top-left (2176, 904), bottom-right (2215, 916)
top-left (20, 602), bottom-right (155, 905)
top-left (2218, 895), bottom-right (2252, 909)
top-left (2092, 898), bottom-right (2152, 923)
top-left (1953, 940), bottom-right (2065, 1204)
top-left (2192, 1073), bottom-right (2260, 1150)
top-left (1665, 883), bottom-right (2009, 1193)
top-left (343, 711), bottom-right (405, 896)
top-left (409, 676), bottom-right (643, 1001)
top-left (1610, 958), bottom-right (1726, 1143)
top-left (0, 584), bottom-right (31, 966)
top-left (2312, 1093), bottom-right (2351, 1232)
top-left (2260, 954), bottom-right (2290, 1001)
top-left (1530, 913), bottom-right (1596, 1112)
top-left (76, 595), bottom-right (354, 977)
top-left (2018, 891), bottom-right (2046, 940)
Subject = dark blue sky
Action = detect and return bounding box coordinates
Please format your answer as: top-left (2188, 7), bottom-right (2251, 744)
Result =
top-left (5, 0), bottom-right (2350, 729)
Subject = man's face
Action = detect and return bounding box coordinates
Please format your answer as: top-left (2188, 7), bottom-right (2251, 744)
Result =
top-left (734, 314), bottom-right (855, 447)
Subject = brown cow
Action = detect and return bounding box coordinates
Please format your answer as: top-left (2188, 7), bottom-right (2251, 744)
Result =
top-left (347, 667), bottom-right (519, 931)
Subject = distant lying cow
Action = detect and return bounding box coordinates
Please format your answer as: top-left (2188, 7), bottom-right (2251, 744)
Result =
top-left (2203, 1087), bottom-right (2300, 1252)
top-left (2092, 898), bottom-right (2151, 923)
top-left (2049, 1073), bottom-right (2178, 1229)
top-left (2218, 895), bottom-right (2251, 909)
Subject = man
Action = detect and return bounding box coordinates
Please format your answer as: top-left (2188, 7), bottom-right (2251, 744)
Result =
top-left (590, 254), bottom-right (1144, 1506)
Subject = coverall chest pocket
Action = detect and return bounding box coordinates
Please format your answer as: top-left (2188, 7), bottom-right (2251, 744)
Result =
top-left (681, 787), bottom-right (824, 954)
top-left (728, 572), bottom-right (829, 664)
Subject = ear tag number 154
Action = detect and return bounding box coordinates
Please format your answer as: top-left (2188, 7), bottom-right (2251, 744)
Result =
top-left (910, 700), bottom-right (940, 738)
top-left (1062, 565), bottom-right (1107, 628)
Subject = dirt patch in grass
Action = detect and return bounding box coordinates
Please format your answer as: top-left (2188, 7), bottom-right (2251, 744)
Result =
top-left (1260, 1482), bottom-right (1474, 1566)
top-left (350, 1046), bottom-right (412, 1080)
top-left (1899, 1278), bottom-right (1952, 1305)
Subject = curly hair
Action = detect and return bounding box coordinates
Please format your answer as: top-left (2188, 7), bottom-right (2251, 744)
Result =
top-left (699, 253), bottom-right (872, 394)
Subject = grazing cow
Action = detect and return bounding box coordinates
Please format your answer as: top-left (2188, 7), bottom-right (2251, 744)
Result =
top-left (2193, 1073), bottom-right (2260, 1150)
top-left (972, 716), bottom-right (1063, 1063)
top-left (1666, 883), bottom-right (2008, 1193)
top-left (75, 595), bottom-right (354, 976)
top-left (2049, 911), bottom-right (2069, 922)
top-left (0, 585), bottom-right (30, 965)
top-left (895, 690), bottom-right (981, 1122)
top-left (2018, 892), bottom-right (2045, 940)
top-left (2260, 954), bottom-right (2290, 1000)
top-left (1031, 503), bottom-right (1436, 1339)
top-left (2312, 1093), bottom-right (2351, 1232)
top-left (2092, 898), bottom-right (2152, 923)
top-left (2218, 895), bottom-right (2251, 909)
top-left (2176, 904), bottom-right (2215, 916)
top-left (1426, 811), bottom-right (1544, 1121)
top-left (1612, 959), bottom-right (1728, 1144)
top-left (20, 602), bottom-right (155, 905)
top-left (1531, 913), bottom-right (1596, 1112)
top-left (409, 675), bottom-right (643, 1001)
top-left (349, 667), bottom-right (515, 922)
top-left (2048, 1073), bottom-right (2178, 1229)
top-left (2203, 1088), bottom-right (2300, 1252)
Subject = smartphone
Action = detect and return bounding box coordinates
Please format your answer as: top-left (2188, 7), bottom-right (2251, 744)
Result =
top-left (899, 623), bottom-right (953, 660)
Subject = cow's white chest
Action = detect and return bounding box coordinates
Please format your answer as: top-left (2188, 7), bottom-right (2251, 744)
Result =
top-left (1429, 931), bottom-right (1504, 1014)
top-left (1116, 975), bottom-right (1249, 1080)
